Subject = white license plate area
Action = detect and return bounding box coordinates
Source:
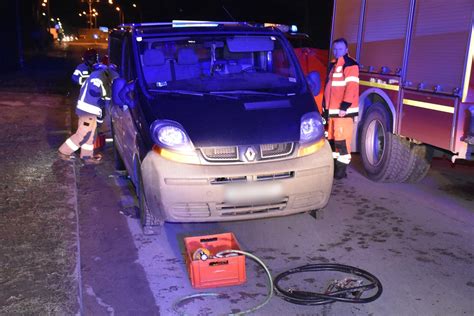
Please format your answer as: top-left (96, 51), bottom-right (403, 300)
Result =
top-left (224, 182), bottom-right (283, 204)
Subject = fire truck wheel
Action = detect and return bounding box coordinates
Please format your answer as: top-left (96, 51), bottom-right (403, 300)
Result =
top-left (404, 144), bottom-right (433, 183)
top-left (111, 121), bottom-right (126, 171)
top-left (360, 104), bottom-right (412, 182)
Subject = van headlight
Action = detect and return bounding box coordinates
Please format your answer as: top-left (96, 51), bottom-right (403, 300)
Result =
top-left (150, 120), bottom-right (199, 163)
top-left (151, 120), bottom-right (193, 150)
top-left (300, 112), bottom-right (324, 144)
top-left (298, 112), bottom-right (325, 157)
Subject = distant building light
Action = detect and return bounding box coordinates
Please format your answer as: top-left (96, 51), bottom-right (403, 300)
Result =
top-left (99, 26), bottom-right (109, 32)
top-left (290, 25), bottom-right (298, 33)
top-left (136, 36), bottom-right (142, 42)
top-left (41, 3), bottom-right (46, 7)
top-left (50, 18), bottom-right (54, 22)
top-left (42, 12), bottom-right (46, 16)
top-left (93, 34), bottom-right (99, 39)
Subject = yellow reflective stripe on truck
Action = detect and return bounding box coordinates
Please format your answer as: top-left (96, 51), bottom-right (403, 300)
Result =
top-left (403, 99), bottom-right (454, 114)
top-left (359, 80), bottom-right (400, 91)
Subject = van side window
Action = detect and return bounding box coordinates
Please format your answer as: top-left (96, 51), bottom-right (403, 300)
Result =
top-left (122, 37), bottom-right (134, 81)
top-left (109, 37), bottom-right (123, 70)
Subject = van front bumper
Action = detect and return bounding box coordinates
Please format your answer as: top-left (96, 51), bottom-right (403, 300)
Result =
top-left (141, 141), bottom-right (334, 222)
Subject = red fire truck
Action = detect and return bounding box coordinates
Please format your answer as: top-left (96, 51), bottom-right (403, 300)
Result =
top-left (332, 0), bottom-right (474, 182)
top-left (286, 32), bottom-right (329, 114)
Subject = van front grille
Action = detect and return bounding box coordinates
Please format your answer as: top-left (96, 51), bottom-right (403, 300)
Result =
top-left (260, 142), bottom-right (294, 159)
top-left (172, 203), bottom-right (210, 217)
top-left (256, 171), bottom-right (294, 181)
top-left (201, 146), bottom-right (239, 161)
top-left (200, 143), bottom-right (294, 163)
top-left (216, 199), bottom-right (288, 216)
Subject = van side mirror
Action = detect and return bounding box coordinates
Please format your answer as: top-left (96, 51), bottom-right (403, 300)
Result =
top-left (112, 78), bottom-right (136, 109)
top-left (306, 71), bottom-right (321, 96)
top-left (112, 78), bottom-right (126, 106)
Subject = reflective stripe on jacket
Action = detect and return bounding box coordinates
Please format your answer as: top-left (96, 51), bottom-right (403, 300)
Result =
top-left (75, 69), bottom-right (111, 117)
top-left (324, 54), bottom-right (359, 117)
top-left (72, 62), bottom-right (93, 86)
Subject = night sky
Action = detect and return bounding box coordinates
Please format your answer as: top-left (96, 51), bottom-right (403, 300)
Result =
top-left (48, 0), bottom-right (333, 48)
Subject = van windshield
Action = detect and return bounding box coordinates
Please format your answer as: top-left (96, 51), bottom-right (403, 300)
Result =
top-left (137, 34), bottom-right (302, 94)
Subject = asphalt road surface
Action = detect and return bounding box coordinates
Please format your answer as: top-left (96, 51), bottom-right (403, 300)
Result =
top-left (1, 44), bottom-right (473, 315)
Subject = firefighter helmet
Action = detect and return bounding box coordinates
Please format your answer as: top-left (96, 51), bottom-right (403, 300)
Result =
top-left (83, 48), bottom-right (98, 65)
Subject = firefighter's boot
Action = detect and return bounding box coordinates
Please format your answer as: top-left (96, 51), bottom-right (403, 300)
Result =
top-left (334, 160), bottom-right (348, 179)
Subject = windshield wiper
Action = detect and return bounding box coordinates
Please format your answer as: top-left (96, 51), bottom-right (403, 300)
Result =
top-left (205, 92), bottom-right (239, 100)
top-left (209, 90), bottom-right (288, 97)
top-left (149, 89), bottom-right (204, 96)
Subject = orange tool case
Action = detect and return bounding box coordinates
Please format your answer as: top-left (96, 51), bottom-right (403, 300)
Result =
top-left (184, 233), bottom-right (246, 289)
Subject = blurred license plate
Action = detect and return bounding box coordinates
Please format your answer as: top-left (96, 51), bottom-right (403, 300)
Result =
top-left (225, 183), bottom-right (283, 204)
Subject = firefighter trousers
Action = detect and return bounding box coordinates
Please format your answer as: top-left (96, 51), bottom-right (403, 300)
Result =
top-left (59, 114), bottom-right (97, 159)
top-left (327, 117), bottom-right (353, 165)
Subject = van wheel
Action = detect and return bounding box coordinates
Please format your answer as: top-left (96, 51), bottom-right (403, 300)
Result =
top-left (137, 167), bottom-right (162, 235)
top-left (360, 103), bottom-right (411, 182)
top-left (404, 144), bottom-right (433, 183)
top-left (111, 121), bottom-right (126, 171)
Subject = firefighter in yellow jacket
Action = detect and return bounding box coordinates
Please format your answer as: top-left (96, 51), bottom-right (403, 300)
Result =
top-left (323, 38), bottom-right (359, 179)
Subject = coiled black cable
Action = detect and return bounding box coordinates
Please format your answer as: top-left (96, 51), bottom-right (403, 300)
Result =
top-left (273, 263), bottom-right (383, 306)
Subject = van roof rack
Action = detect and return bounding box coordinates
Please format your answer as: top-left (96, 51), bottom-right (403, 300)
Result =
top-left (119, 20), bottom-right (251, 29)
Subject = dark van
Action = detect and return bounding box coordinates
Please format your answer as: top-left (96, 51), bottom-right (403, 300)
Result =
top-left (108, 21), bottom-right (333, 234)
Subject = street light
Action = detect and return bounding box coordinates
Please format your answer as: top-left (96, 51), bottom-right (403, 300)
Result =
top-left (115, 6), bottom-right (124, 25)
top-left (131, 3), bottom-right (141, 22)
top-left (93, 12), bottom-right (98, 28)
top-left (81, 0), bottom-right (100, 29)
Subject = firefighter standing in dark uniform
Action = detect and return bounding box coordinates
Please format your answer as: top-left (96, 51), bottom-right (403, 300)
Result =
top-left (72, 48), bottom-right (98, 86)
top-left (323, 38), bottom-right (359, 179)
top-left (59, 64), bottom-right (118, 164)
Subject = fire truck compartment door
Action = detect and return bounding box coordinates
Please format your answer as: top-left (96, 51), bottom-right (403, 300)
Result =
top-left (405, 0), bottom-right (473, 96)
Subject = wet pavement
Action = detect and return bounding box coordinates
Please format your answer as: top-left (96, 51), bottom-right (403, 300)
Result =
top-left (120, 158), bottom-right (474, 315)
top-left (0, 45), bottom-right (473, 315)
top-left (0, 91), bottom-right (79, 314)
top-left (0, 45), bottom-right (156, 315)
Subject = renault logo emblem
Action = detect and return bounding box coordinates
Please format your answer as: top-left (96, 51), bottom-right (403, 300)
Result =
top-left (245, 147), bottom-right (256, 161)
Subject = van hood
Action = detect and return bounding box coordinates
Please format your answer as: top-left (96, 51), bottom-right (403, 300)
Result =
top-left (146, 93), bottom-right (317, 147)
